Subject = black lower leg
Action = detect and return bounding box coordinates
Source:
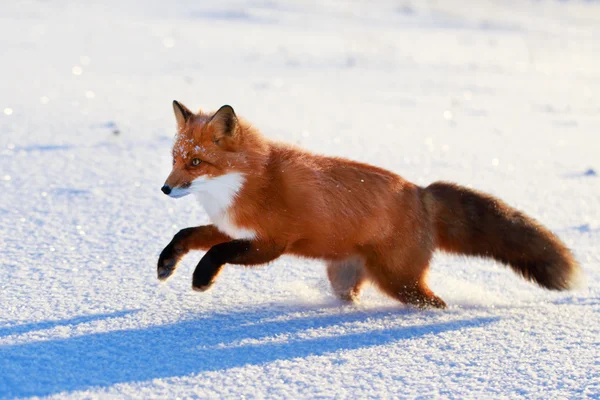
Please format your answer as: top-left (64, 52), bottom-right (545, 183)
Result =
top-left (157, 225), bottom-right (231, 281)
top-left (192, 240), bottom-right (285, 291)
top-left (192, 251), bottom-right (226, 291)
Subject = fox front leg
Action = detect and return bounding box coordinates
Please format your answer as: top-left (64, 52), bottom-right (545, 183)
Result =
top-left (157, 225), bottom-right (231, 281)
top-left (192, 239), bottom-right (286, 291)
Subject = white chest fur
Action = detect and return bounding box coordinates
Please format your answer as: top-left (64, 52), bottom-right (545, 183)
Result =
top-left (191, 172), bottom-right (257, 240)
top-left (210, 210), bottom-right (257, 240)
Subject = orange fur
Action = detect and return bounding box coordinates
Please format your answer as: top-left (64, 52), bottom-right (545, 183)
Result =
top-left (158, 102), bottom-right (581, 308)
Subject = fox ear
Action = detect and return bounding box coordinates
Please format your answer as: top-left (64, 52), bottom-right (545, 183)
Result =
top-left (173, 100), bottom-right (193, 130)
top-left (208, 105), bottom-right (238, 141)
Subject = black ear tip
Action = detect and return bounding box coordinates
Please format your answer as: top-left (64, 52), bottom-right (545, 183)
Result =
top-left (173, 100), bottom-right (188, 115)
top-left (220, 104), bottom-right (236, 115)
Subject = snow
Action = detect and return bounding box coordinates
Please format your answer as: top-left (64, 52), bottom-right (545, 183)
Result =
top-left (1, 0), bottom-right (599, 398)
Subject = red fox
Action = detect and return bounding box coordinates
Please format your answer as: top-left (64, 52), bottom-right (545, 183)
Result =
top-left (157, 101), bottom-right (580, 308)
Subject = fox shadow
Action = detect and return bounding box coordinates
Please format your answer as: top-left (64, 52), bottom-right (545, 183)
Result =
top-left (0, 305), bottom-right (499, 397)
top-left (0, 310), bottom-right (138, 338)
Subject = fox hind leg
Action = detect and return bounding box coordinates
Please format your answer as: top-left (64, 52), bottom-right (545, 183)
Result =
top-left (364, 249), bottom-right (446, 309)
top-left (396, 281), bottom-right (447, 309)
top-left (371, 268), bottom-right (446, 309)
top-left (326, 256), bottom-right (368, 302)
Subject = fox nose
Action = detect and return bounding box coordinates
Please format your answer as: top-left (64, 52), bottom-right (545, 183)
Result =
top-left (161, 185), bottom-right (171, 195)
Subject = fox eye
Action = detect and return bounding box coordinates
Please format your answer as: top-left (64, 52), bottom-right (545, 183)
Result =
top-left (172, 159), bottom-right (176, 166)
top-left (191, 158), bottom-right (202, 166)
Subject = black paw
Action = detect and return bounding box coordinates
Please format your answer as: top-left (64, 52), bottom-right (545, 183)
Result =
top-left (157, 245), bottom-right (182, 281)
top-left (191, 268), bottom-right (217, 292)
top-left (191, 281), bottom-right (215, 292)
top-left (192, 254), bottom-right (221, 292)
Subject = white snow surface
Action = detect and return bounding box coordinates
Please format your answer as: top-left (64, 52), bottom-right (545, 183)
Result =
top-left (1, 0), bottom-right (599, 398)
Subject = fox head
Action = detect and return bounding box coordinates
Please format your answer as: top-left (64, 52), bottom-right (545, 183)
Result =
top-left (161, 101), bottom-right (267, 201)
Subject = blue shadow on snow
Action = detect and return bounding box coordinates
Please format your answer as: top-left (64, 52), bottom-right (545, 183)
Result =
top-left (0, 310), bottom-right (138, 338)
top-left (0, 307), bottom-right (499, 397)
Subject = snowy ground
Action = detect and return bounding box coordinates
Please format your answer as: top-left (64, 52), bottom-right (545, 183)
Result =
top-left (1, 0), bottom-right (599, 398)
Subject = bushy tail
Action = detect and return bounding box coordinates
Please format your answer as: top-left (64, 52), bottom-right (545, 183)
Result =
top-left (424, 182), bottom-right (580, 290)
